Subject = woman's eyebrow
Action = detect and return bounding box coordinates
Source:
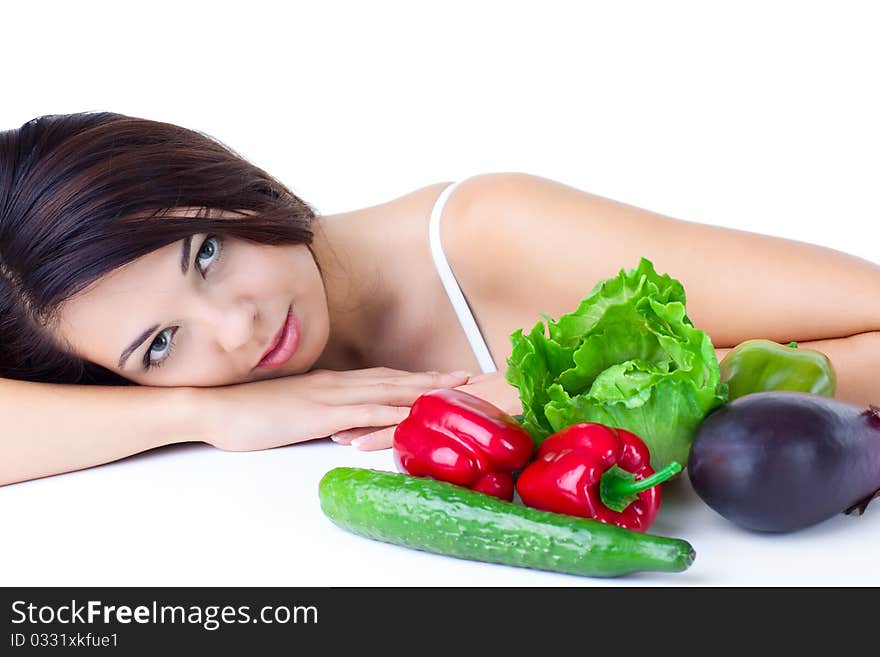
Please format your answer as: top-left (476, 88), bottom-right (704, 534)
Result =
top-left (180, 235), bottom-right (193, 274)
top-left (118, 237), bottom-right (194, 369)
top-left (118, 324), bottom-right (160, 369)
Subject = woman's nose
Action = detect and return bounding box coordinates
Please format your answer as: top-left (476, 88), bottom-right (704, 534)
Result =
top-left (212, 300), bottom-right (258, 353)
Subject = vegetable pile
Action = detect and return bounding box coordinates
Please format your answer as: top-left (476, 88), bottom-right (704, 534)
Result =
top-left (317, 256), bottom-right (879, 579)
top-left (505, 257), bottom-right (727, 470)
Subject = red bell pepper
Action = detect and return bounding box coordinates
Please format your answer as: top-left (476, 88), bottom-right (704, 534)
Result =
top-left (392, 388), bottom-right (535, 501)
top-left (515, 422), bottom-right (681, 532)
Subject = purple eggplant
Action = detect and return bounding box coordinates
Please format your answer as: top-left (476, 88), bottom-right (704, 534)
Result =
top-left (688, 391), bottom-right (880, 532)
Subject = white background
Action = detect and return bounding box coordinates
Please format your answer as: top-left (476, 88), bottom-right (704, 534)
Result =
top-left (1, 0), bottom-right (878, 587)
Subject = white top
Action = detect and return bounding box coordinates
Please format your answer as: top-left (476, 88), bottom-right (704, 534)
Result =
top-left (428, 180), bottom-right (498, 374)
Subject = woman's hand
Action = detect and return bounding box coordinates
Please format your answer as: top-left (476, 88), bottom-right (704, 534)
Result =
top-left (195, 368), bottom-right (471, 452)
top-left (337, 370), bottom-right (523, 451)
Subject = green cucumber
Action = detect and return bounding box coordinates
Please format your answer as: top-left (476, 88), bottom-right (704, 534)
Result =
top-left (319, 467), bottom-right (695, 578)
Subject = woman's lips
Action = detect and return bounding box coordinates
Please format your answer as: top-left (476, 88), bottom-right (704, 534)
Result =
top-left (256, 306), bottom-right (299, 369)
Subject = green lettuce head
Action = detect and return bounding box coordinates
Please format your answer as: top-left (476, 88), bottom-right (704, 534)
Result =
top-left (506, 258), bottom-right (728, 470)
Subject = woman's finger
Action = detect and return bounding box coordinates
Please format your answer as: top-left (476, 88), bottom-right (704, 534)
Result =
top-left (328, 404), bottom-right (410, 433)
top-left (351, 370), bottom-right (472, 389)
top-left (330, 426), bottom-right (386, 445)
top-left (322, 367), bottom-right (466, 381)
top-left (319, 376), bottom-right (470, 407)
top-left (391, 370), bottom-right (472, 388)
top-left (351, 425), bottom-right (396, 451)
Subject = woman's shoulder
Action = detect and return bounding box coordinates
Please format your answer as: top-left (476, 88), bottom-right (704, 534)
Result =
top-left (338, 172), bottom-right (540, 233)
top-left (338, 171), bottom-right (549, 297)
top-left (384, 171), bottom-right (545, 264)
top-left (338, 173), bottom-right (549, 310)
top-left (435, 171), bottom-right (542, 221)
top-left (432, 172), bottom-right (548, 292)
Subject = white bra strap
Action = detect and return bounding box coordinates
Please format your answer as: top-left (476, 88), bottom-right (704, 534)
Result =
top-left (428, 181), bottom-right (498, 374)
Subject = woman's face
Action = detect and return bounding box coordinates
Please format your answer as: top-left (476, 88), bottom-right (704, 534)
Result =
top-left (53, 226), bottom-right (330, 387)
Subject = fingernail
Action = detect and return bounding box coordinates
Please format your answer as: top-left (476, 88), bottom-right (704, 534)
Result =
top-left (350, 437), bottom-right (365, 449)
top-left (450, 370), bottom-right (472, 378)
top-left (330, 434), bottom-right (342, 443)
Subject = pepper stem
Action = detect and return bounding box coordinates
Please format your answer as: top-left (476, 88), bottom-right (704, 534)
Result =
top-left (599, 461), bottom-right (682, 513)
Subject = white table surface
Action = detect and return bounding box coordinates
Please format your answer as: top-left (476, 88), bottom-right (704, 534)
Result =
top-left (2, 437), bottom-right (878, 587)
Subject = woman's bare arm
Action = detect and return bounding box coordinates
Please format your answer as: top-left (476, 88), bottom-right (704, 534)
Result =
top-left (0, 369), bottom-right (470, 487)
top-left (448, 173), bottom-right (880, 346)
top-left (442, 172), bottom-right (880, 406)
top-left (0, 377), bottom-right (197, 487)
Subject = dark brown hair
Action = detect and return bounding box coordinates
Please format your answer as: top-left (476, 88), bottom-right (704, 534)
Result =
top-left (0, 112), bottom-right (318, 385)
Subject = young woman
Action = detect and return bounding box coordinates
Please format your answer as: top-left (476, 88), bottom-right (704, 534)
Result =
top-left (2, 112), bottom-right (878, 487)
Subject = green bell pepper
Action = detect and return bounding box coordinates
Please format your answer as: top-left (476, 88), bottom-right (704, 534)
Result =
top-left (719, 339), bottom-right (836, 400)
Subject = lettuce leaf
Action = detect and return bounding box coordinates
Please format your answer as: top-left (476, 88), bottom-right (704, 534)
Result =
top-left (505, 258), bottom-right (728, 469)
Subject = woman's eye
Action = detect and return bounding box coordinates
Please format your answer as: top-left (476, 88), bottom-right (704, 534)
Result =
top-left (147, 327), bottom-right (176, 368)
top-left (196, 235), bottom-right (222, 274)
